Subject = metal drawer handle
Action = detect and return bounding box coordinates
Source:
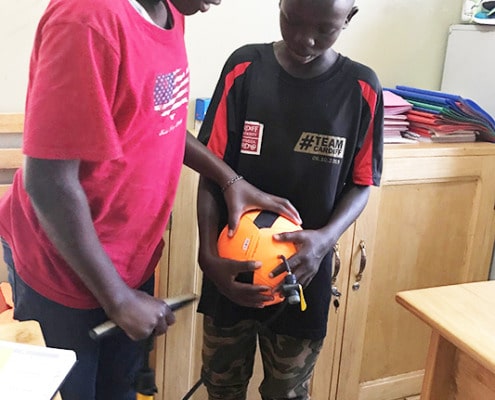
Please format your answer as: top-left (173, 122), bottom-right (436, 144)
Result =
top-left (331, 243), bottom-right (341, 285)
top-left (352, 240), bottom-right (367, 291)
top-left (331, 244), bottom-right (342, 310)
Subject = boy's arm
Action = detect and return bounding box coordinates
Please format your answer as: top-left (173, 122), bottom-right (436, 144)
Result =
top-left (196, 176), bottom-right (274, 307)
top-left (272, 74), bottom-right (384, 287)
top-left (184, 132), bottom-right (301, 233)
top-left (24, 157), bottom-right (175, 340)
top-left (317, 183), bottom-right (370, 248)
top-left (270, 183), bottom-right (370, 288)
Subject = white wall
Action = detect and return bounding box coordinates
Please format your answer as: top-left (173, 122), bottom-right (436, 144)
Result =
top-left (185, 0), bottom-right (281, 101)
top-left (334, 0), bottom-right (464, 89)
top-left (186, 0), bottom-right (464, 100)
top-left (0, 0), bottom-right (464, 113)
top-left (0, 0), bottom-right (50, 113)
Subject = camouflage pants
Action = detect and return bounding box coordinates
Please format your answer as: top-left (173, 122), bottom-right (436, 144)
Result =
top-left (201, 316), bottom-right (323, 400)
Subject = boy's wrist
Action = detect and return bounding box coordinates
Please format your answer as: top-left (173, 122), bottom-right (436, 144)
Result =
top-left (221, 175), bottom-right (244, 192)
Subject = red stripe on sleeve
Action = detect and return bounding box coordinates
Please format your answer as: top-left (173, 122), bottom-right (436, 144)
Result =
top-left (353, 80), bottom-right (378, 185)
top-left (206, 62), bottom-right (251, 158)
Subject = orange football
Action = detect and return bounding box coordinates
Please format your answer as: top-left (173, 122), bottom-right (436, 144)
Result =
top-left (217, 210), bottom-right (301, 306)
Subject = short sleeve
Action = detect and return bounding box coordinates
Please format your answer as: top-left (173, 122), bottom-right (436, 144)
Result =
top-left (24, 22), bottom-right (122, 161)
top-left (353, 80), bottom-right (384, 186)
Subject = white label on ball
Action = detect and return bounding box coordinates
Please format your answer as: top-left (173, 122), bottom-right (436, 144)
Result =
top-left (242, 238), bottom-right (251, 251)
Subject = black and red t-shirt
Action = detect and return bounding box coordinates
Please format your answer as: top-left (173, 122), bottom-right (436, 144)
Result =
top-left (198, 43), bottom-right (383, 339)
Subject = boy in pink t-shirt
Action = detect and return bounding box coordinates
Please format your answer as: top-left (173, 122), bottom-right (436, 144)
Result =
top-left (0, 0), bottom-right (300, 398)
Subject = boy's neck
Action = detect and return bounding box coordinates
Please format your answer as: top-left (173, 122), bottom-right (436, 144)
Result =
top-left (136, 0), bottom-right (170, 28)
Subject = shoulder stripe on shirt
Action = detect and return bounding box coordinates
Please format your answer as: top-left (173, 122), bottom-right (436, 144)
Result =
top-left (353, 80), bottom-right (378, 186)
top-left (206, 61), bottom-right (251, 159)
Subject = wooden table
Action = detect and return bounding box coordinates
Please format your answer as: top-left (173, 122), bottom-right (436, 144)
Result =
top-left (396, 281), bottom-right (495, 400)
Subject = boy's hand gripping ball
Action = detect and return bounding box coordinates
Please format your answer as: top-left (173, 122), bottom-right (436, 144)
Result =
top-left (217, 210), bottom-right (302, 306)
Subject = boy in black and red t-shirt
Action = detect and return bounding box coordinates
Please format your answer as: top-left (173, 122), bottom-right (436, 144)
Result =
top-left (196, 0), bottom-right (383, 398)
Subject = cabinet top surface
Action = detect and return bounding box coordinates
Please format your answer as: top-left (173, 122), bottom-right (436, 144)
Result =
top-left (384, 142), bottom-right (495, 158)
top-left (396, 281), bottom-right (495, 373)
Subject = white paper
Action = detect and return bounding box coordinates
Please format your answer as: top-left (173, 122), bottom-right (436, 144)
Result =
top-left (0, 340), bottom-right (76, 400)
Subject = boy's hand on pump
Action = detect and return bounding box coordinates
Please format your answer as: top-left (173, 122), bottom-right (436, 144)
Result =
top-left (270, 229), bottom-right (330, 289)
top-left (105, 288), bottom-right (176, 341)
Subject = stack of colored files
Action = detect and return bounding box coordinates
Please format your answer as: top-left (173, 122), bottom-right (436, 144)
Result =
top-left (382, 90), bottom-right (414, 143)
top-left (387, 86), bottom-right (495, 143)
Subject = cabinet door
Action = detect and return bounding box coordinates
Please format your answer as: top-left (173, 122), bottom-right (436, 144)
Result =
top-left (153, 165), bottom-right (204, 400)
top-left (310, 224), bottom-right (357, 400)
top-left (335, 143), bottom-right (495, 400)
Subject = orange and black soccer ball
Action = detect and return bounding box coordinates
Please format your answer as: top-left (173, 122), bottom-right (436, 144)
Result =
top-left (217, 210), bottom-right (301, 306)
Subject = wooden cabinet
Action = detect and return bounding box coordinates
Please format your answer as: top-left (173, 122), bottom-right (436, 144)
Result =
top-left (0, 113), bottom-right (24, 282)
top-left (152, 161), bottom-right (205, 399)
top-left (156, 142), bottom-right (495, 400)
top-left (312, 142), bottom-right (495, 400)
top-left (0, 114), bottom-right (23, 196)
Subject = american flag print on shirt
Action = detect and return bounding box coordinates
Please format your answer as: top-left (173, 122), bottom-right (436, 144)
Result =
top-left (153, 68), bottom-right (189, 124)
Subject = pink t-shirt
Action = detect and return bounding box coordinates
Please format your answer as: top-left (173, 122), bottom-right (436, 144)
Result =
top-left (0, 0), bottom-right (189, 308)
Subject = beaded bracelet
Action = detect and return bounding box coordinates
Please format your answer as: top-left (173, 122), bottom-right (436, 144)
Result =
top-left (221, 175), bottom-right (244, 192)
